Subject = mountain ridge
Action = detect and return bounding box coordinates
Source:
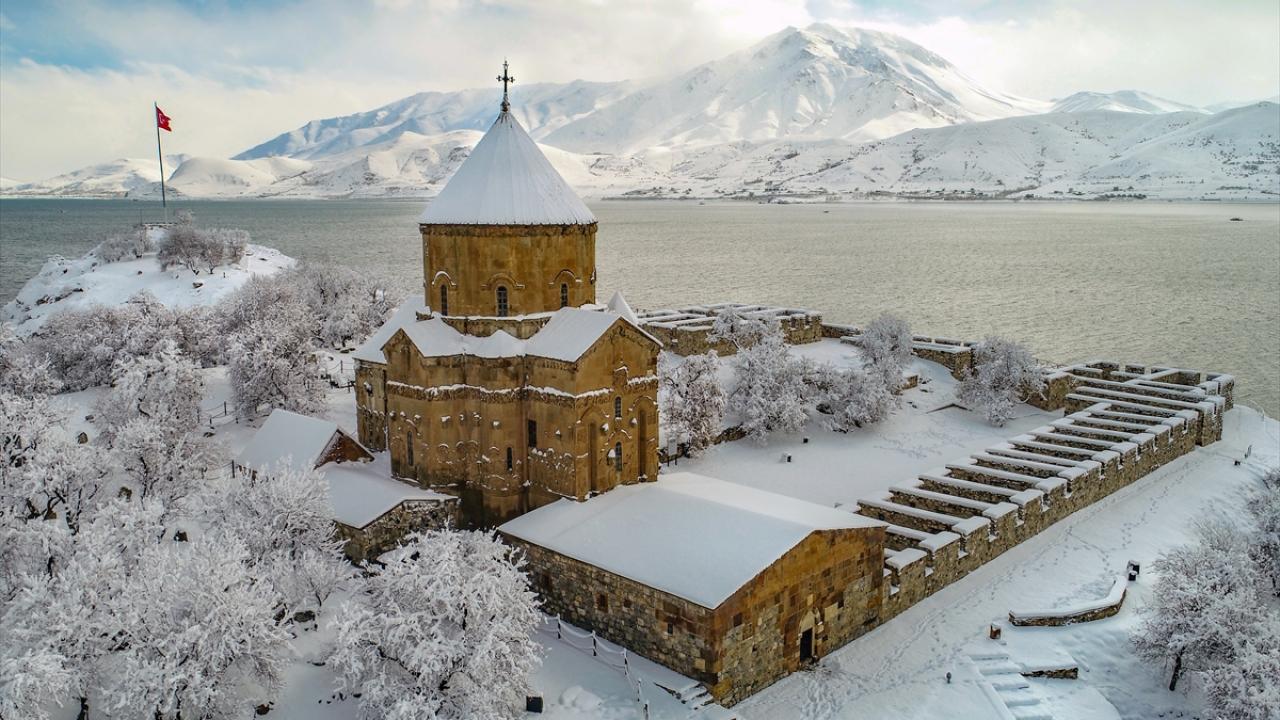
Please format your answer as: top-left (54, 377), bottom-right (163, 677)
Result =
top-left (7, 24), bottom-right (1277, 202)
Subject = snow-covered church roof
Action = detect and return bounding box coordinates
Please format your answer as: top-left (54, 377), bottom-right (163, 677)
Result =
top-left (418, 110), bottom-right (596, 226)
top-left (499, 472), bottom-right (884, 609)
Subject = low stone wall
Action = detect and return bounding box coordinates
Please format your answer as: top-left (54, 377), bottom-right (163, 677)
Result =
top-left (336, 498), bottom-right (459, 563)
top-left (864, 359), bottom-right (1228, 633)
top-left (1008, 579), bottom-right (1127, 626)
top-left (640, 304), bottom-right (823, 357)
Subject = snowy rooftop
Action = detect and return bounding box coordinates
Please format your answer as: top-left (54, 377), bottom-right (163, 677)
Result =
top-left (418, 111), bottom-right (596, 226)
top-left (499, 472), bottom-right (883, 609)
top-left (358, 298), bottom-right (656, 365)
top-left (351, 295), bottom-right (427, 363)
top-left (322, 460), bottom-right (451, 529)
top-left (237, 409), bottom-right (358, 473)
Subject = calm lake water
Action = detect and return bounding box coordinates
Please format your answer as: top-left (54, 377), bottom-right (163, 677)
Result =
top-left (2, 198), bottom-right (1278, 416)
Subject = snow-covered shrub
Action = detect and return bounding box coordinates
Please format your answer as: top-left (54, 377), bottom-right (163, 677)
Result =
top-left (823, 366), bottom-right (895, 433)
top-left (956, 336), bottom-right (1045, 426)
top-left (202, 465), bottom-right (351, 615)
top-left (1132, 519), bottom-right (1268, 692)
top-left (94, 339), bottom-right (203, 444)
top-left (659, 351), bottom-right (725, 457)
top-left (92, 226), bottom-right (151, 263)
top-left (331, 530), bottom-right (541, 720)
top-left (728, 322), bottom-right (807, 444)
top-left (227, 300), bottom-right (325, 417)
top-left (859, 313), bottom-right (913, 387)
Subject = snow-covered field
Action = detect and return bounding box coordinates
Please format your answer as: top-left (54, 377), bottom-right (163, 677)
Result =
top-left (2, 242), bottom-right (293, 335)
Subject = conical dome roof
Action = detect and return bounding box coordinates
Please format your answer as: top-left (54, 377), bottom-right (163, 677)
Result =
top-left (418, 111), bottom-right (596, 226)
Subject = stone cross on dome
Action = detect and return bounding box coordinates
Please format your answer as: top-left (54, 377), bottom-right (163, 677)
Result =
top-left (497, 59), bottom-right (515, 112)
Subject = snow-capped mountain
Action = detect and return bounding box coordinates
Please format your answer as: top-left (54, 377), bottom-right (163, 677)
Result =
top-left (543, 24), bottom-right (1046, 154)
top-left (10, 23), bottom-right (1278, 202)
top-left (1050, 90), bottom-right (1205, 115)
top-left (235, 80), bottom-right (634, 161)
top-left (0, 177), bottom-right (21, 190)
top-left (7, 156), bottom-right (186, 198)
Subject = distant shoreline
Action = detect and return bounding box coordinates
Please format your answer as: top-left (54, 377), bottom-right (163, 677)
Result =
top-left (3, 194), bottom-right (1278, 205)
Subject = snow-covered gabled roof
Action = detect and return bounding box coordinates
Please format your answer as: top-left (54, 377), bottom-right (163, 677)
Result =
top-left (323, 461), bottom-right (452, 529)
top-left (400, 316), bottom-right (528, 359)
top-left (352, 295), bottom-right (428, 364)
top-left (524, 306), bottom-right (660, 362)
top-left (499, 472), bottom-right (884, 609)
top-left (418, 111), bottom-right (596, 226)
top-left (237, 409), bottom-right (360, 473)
top-left (606, 290), bottom-right (641, 327)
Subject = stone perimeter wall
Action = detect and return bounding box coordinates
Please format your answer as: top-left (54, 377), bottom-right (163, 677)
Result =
top-left (863, 360), bottom-right (1231, 632)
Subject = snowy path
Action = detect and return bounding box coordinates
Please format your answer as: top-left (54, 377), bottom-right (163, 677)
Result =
top-left (735, 407), bottom-right (1278, 719)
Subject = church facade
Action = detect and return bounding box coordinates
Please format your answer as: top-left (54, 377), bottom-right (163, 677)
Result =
top-left (353, 88), bottom-right (661, 528)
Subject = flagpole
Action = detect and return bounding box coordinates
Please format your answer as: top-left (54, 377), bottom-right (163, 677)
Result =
top-left (154, 101), bottom-right (167, 221)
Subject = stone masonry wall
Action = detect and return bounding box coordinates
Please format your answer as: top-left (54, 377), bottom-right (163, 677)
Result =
top-left (336, 498), bottom-right (459, 563)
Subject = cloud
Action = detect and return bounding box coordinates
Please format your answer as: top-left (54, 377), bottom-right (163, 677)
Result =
top-left (1, 0), bottom-right (1277, 181)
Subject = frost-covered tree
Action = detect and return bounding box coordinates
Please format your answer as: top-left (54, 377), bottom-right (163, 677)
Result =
top-left (202, 465), bottom-right (350, 615)
top-left (227, 301), bottom-right (325, 417)
top-left (30, 292), bottom-right (191, 392)
top-left (659, 351), bottom-right (725, 457)
top-left (110, 418), bottom-right (221, 508)
top-left (1248, 467), bottom-right (1280, 593)
top-left (0, 392), bottom-right (108, 534)
top-left (93, 226), bottom-right (151, 263)
top-left (858, 313), bottom-right (913, 388)
top-left (728, 323), bottom-right (807, 444)
top-left (823, 366), bottom-right (895, 433)
top-left (94, 339), bottom-right (204, 443)
top-left (331, 530), bottom-right (541, 720)
top-left (1132, 519), bottom-right (1267, 691)
top-left (956, 336), bottom-right (1045, 426)
top-left (0, 325), bottom-right (60, 397)
top-left (1202, 623), bottom-right (1280, 720)
top-left (708, 306), bottom-right (776, 351)
top-left (157, 222), bottom-right (208, 275)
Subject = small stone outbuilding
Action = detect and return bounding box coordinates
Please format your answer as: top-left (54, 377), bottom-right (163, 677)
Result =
top-left (236, 409), bottom-right (458, 561)
top-left (500, 472), bottom-right (887, 706)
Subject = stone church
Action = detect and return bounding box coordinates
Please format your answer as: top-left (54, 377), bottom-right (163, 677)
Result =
top-left (352, 69), bottom-right (891, 707)
top-left (353, 73), bottom-right (661, 528)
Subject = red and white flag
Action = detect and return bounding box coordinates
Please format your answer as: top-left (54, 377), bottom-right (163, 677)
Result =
top-left (156, 106), bottom-right (173, 132)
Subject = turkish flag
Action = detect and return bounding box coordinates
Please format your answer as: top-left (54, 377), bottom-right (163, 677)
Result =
top-left (156, 106), bottom-right (173, 132)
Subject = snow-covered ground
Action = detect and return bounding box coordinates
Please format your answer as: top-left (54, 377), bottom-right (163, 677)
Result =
top-left (1, 242), bottom-right (293, 335)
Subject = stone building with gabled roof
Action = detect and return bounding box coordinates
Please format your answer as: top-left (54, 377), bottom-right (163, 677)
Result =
top-left (354, 83), bottom-right (662, 528)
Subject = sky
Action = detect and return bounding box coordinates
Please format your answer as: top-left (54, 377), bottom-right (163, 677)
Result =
top-left (1, 0), bottom-right (1277, 181)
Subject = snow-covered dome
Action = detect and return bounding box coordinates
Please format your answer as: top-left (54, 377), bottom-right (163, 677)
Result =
top-left (419, 111), bottom-right (596, 226)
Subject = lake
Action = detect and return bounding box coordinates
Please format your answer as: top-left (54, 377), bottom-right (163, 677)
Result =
top-left (2, 198), bottom-right (1277, 416)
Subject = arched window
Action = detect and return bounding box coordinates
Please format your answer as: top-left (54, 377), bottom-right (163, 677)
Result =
top-left (439, 285), bottom-right (448, 316)
top-left (406, 431), bottom-right (414, 466)
top-left (506, 447), bottom-right (513, 471)
top-left (560, 283), bottom-right (569, 308)
top-left (613, 442), bottom-right (623, 472)
top-left (614, 396), bottom-right (623, 419)
top-left (496, 286), bottom-right (509, 317)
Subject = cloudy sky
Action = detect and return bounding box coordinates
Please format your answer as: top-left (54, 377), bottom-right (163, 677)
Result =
top-left (1, 0), bottom-right (1277, 181)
